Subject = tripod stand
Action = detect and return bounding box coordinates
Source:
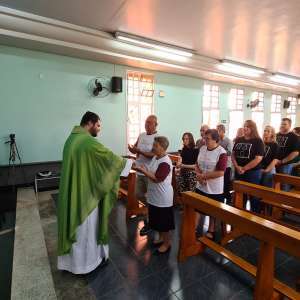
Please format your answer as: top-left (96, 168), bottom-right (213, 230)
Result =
top-left (5, 134), bottom-right (26, 188)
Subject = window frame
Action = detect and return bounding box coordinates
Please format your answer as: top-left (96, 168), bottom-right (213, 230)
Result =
top-left (126, 70), bottom-right (155, 149)
top-left (228, 88), bottom-right (244, 140)
top-left (202, 83), bottom-right (220, 128)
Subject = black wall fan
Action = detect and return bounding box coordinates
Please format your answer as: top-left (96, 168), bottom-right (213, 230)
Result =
top-left (88, 76), bottom-right (111, 98)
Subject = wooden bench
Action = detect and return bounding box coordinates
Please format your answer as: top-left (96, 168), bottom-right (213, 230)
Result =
top-left (272, 174), bottom-right (300, 218)
top-left (274, 173), bottom-right (300, 194)
top-left (234, 180), bottom-right (300, 220)
top-left (178, 191), bottom-right (300, 300)
top-left (221, 181), bottom-right (300, 244)
top-left (119, 170), bottom-right (147, 220)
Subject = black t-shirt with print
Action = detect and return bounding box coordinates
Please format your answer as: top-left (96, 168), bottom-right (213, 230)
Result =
top-left (233, 137), bottom-right (265, 169)
top-left (276, 132), bottom-right (300, 161)
top-left (180, 146), bottom-right (199, 165)
top-left (261, 142), bottom-right (279, 169)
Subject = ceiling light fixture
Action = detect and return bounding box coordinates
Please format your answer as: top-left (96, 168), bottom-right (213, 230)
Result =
top-left (114, 31), bottom-right (193, 57)
top-left (269, 74), bottom-right (300, 86)
top-left (217, 60), bottom-right (265, 78)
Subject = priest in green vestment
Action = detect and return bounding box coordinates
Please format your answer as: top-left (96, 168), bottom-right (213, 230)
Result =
top-left (57, 111), bottom-right (131, 274)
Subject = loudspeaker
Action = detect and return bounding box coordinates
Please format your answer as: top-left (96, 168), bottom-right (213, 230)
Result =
top-left (283, 100), bottom-right (290, 109)
top-left (111, 76), bottom-right (122, 93)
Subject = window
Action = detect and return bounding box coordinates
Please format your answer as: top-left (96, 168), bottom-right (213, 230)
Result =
top-left (270, 94), bottom-right (282, 131)
top-left (287, 96), bottom-right (297, 126)
top-left (127, 71), bottom-right (154, 147)
top-left (251, 92), bottom-right (264, 137)
top-left (202, 84), bottom-right (220, 128)
top-left (228, 88), bottom-right (244, 140)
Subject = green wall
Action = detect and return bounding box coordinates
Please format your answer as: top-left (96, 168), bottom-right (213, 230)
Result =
top-left (0, 45), bottom-right (296, 165)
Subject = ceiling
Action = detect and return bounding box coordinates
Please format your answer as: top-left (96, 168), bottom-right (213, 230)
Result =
top-left (0, 0), bottom-right (300, 93)
top-left (1, 0), bottom-right (300, 77)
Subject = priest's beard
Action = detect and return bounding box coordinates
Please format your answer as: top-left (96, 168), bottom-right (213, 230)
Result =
top-left (89, 127), bottom-right (99, 137)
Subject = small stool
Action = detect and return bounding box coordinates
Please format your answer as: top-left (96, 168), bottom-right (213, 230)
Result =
top-left (34, 172), bottom-right (60, 200)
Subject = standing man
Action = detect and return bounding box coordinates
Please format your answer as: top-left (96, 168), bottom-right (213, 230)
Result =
top-left (128, 115), bottom-right (158, 236)
top-left (57, 111), bottom-right (131, 274)
top-left (276, 118), bottom-right (300, 190)
top-left (196, 124), bottom-right (209, 149)
top-left (217, 124), bottom-right (233, 203)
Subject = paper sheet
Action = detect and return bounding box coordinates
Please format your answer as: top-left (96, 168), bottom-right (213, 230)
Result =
top-left (120, 159), bottom-right (134, 177)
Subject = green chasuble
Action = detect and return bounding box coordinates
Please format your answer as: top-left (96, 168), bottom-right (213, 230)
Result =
top-left (57, 126), bottom-right (126, 256)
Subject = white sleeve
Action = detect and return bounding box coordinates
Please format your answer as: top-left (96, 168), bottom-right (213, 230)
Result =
top-left (120, 159), bottom-right (134, 177)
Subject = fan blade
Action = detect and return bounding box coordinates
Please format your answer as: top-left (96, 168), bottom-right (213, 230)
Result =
top-left (93, 88), bottom-right (99, 96)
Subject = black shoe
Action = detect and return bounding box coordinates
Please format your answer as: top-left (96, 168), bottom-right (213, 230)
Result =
top-left (140, 224), bottom-right (152, 236)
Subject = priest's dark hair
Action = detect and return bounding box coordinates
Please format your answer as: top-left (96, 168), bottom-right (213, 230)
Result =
top-left (80, 111), bottom-right (100, 126)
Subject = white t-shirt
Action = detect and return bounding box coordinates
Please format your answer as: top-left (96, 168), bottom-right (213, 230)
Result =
top-left (196, 145), bottom-right (226, 194)
top-left (147, 155), bottom-right (173, 207)
top-left (135, 132), bottom-right (158, 175)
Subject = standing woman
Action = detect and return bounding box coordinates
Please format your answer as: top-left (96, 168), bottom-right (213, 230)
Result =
top-left (195, 129), bottom-right (227, 239)
top-left (232, 120), bottom-right (264, 213)
top-left (261, 126), bottom-right (279, 187)
top-left (176, 132), bottom-right (199, 193)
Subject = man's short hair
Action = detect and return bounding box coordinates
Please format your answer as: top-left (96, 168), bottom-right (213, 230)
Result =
top-left (80, 111), bottom-right (100, 126)
top-left (282, 118), bottom-right (292, 125)
top-left (217, 124), bottom-right (226, 133)
top-left (154, 136), bottom-right (169, 150)
top-left (147, 115), bottom-right (158, 125)
top-left (293, 127), bottom-right (300, 135)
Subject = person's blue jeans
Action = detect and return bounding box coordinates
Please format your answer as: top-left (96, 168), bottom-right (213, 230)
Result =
top-left (235, 169), bottom-right (262, 213)
top-left (260, 168), bottom-right (276, 188)
top-left (276, 164), bottom-right (294, 191)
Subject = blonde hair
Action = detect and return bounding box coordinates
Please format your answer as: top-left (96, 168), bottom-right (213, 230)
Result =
top-left (264, 125), bottom-right (276, 143)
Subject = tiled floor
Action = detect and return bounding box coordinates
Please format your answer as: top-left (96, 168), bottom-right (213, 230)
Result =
top-left (0, 186), bottom-right (16, 300)
top-left (39, 191), bottom-right (299, 299)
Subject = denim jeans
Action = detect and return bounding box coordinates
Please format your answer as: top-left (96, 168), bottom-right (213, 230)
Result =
top-left (260, 168), bottom-right (276, 188)
top-left (235, 169), bottom-right (262, 213)
top-left (276, 164), bottom-right (294, 191)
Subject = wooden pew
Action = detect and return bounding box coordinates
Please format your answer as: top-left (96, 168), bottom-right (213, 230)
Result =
top-left (234, 180), bottom-right (300, 220)
top-left (273, 174), bottom-right (300, 290)
top-left (178, 191), bottom-right (300, 300)
top-left (273, 173), bottom-right (300, 194)
top-left (233, 180), bottom-right (300, 211)
top-left (272, 174), bottom-right (300, 219)
top-left (168, 154), bottom-right (181, 204)
top-left (119, 170), bottom-right (147, 220)
top-left (221, 181), bottom-right (300, 244)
